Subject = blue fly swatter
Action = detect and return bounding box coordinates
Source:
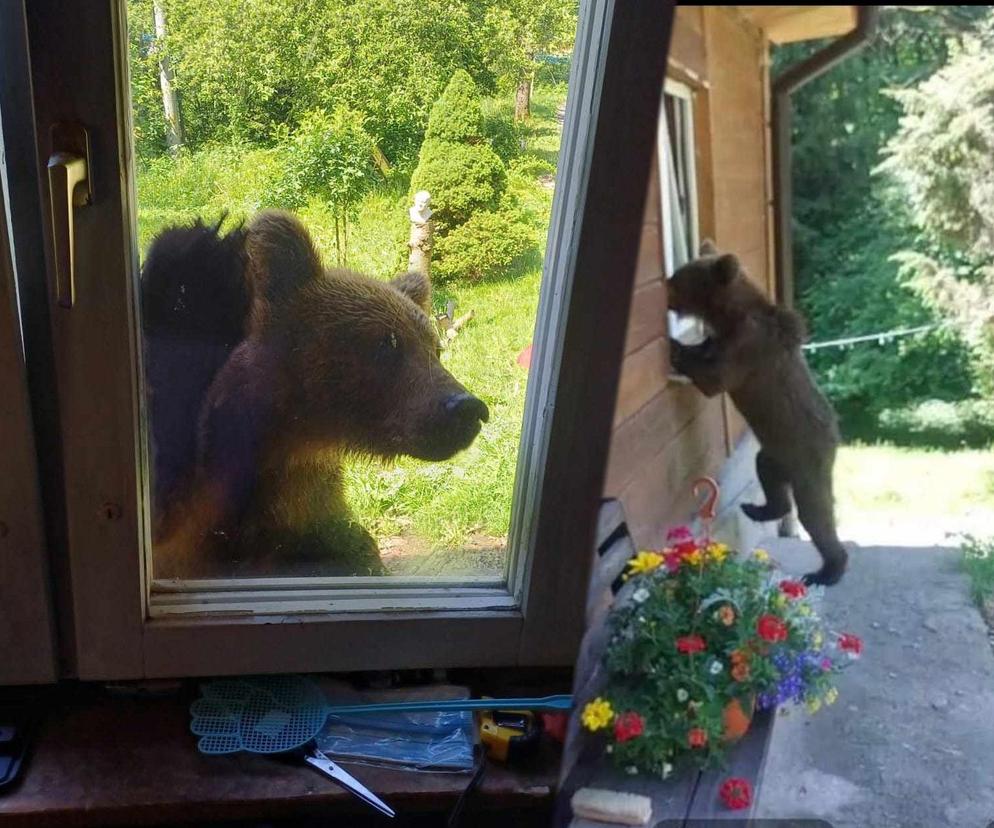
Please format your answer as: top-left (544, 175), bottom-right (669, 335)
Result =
top-left (190, 674), bottom-right (573, 754)
top-left (190, 674), bottom-right (395, 816)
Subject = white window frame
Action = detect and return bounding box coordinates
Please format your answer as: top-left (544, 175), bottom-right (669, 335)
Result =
top-left (659, 78), bottom-right (705, 346)
top-left (20, 0), bottom-right (673, 679)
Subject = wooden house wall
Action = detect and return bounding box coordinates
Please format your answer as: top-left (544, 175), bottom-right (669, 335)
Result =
top-left (603, 6), bottom-right (775, 548)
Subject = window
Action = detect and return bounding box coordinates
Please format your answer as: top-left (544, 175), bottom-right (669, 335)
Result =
top-left (659, 78), bottom-right (706, 346)
top-left (7, 0), bottom-right (673, 679)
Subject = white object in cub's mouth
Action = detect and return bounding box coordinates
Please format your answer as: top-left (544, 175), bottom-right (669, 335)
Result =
top-left (668, 310), bottom-right (713, 346)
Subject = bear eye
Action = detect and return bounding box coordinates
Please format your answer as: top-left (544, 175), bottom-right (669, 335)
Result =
top-left (376, 332), bottom-right (402, 363)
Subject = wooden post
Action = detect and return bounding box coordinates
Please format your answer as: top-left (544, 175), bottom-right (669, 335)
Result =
top-left (408, 190), bottom-right (433, 276)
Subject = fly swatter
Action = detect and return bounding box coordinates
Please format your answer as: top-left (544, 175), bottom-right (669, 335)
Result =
top-left (190, 674), bottom-right (395, 817)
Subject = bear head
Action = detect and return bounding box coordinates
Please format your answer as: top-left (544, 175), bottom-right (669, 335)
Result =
top-left (244, 211), bottom-right (489, 462)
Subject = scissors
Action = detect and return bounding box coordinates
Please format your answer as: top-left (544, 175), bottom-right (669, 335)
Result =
top-left (304, 744), bottom-right (396, 818)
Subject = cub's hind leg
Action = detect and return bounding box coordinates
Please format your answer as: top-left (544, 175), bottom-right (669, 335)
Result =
top-left (741, 449), bottom-right (792, 523)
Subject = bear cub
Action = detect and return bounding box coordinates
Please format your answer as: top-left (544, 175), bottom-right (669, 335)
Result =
top-left (142, 210), bottom-right (489, 578)
top-left (667, 241), bottom-right (846, 586)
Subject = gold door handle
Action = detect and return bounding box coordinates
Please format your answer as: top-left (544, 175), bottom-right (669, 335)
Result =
top-left (47, 124), bottom-right (92, 309)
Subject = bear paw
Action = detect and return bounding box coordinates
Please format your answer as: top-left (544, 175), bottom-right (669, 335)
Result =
top-left (801, 559), bottom-right (847, 587)
top-left (741, 502), bottom-right (789, 523)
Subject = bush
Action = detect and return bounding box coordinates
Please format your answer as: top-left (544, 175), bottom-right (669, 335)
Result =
top-left (424, 69), bottom-right (484, 144)
top-left (412, 71), bottom-right (511, 234)
top-left (411, 140), bottom-right (507, 230)
top-left (876, 399), bottom-right (994, 449)
top-left (274, 108), bottom-right (377, 212)
top-left (433, 208), bottom-right (536, 282)
top-left (482, 112), bottom-right (523, 162)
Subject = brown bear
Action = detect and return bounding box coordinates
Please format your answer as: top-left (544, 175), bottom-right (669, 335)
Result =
top-left (667, 241), bottom-right (846, 586)
top-left (143, 210), bottom-right (489, 579)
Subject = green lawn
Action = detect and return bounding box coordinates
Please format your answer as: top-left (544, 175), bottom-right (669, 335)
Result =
top-left (136, 84), bottom-right (568, 576)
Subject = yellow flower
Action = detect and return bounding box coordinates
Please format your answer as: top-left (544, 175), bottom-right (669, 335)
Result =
top-left (627, 550), bottom-right (663, 577)
top-left (706, 542), bottom-right (729, 563)
top-left (825, 687), bottom-right (839, 706)
top-left (812, 631), bottom-right (823, 649)
top-left (581, 697), bottom-right (615, 731)
top-left (773, 593), bottom-right (788, 610)
top-left (798, 605), bottom-right (812, 617)
top-left (717, 605), bottom-right (736, 626)
top-left (753, 549), bottom-right (770, 562)
top-left (806, 697), bottom-right (822, 714)
top-left (684, 550), bottom-right (704, 566)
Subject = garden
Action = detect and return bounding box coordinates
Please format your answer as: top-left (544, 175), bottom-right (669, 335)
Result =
top-left (127, 0), bottom-right (577, 576)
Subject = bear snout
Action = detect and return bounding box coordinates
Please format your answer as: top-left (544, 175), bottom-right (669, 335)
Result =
top-left (444, 392), bottom-right (490, 424)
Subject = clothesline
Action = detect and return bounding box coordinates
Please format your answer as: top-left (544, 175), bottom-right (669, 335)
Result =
top-left (802, 323), bottom-right (942, 352)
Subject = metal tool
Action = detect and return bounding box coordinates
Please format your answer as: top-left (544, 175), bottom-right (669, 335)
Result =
top-left (304, 745), bottom-right (395, 818)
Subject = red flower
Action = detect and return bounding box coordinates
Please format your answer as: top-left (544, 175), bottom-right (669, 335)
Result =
top-left (613, 712), bottom-right (645, 743)
top-left (719, 777), bottom-right (752, 810)
top-left (676, 634), bottom-right (706, 654)
top-left (674, 540), bottom-right (699, 559)
top-left (664, 551), bottom-right (683, 573)
top-left (687, 727), bottom-right (708, 748)
top-left (779, 580), bottom-right (807, 599)
top-left (838, 633), bottom-right (863, 657)
top-left (757, 614), bottom-right (788, 643)
top-left (666, 525), bottom-right (693, 542)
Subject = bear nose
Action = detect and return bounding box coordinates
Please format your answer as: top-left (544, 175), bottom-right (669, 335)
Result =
top-left (445, 392), bottom-right (489, 423)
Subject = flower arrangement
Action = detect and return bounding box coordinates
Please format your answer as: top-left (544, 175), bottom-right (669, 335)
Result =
top-left (582, 524), bottom-right (862, 785)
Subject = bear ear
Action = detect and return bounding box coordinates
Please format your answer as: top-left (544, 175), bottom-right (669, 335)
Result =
top-left (714, 253), bottom-right (741, 285)
top-left (699, 239), bottom-right (719, 257)
top-left (390, 271), bottom-right (432, 313)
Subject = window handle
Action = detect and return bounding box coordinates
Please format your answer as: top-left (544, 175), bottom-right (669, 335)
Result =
top-left (46, 124), bottom-right (92, 309)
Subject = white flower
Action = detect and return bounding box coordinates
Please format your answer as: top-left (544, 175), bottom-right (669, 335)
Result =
top-left (710, 660), bottom-right (723, 675)
top-left (625, 765), bottom-right (639, 776)
top-left (606, 744), bottom-right (614, 754)
top-left (633, 587), bottom-right (650, 604)
top-left (661, 762), bottom-right (674, 779)
top-left (676, 688), bottom-right (689, 703)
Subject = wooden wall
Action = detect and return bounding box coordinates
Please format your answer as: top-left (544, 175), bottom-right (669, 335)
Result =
top-left (603, 6), bottom-right (775, 549)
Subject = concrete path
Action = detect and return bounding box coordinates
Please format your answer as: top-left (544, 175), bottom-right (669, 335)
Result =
top-left (754, 539), bottom-right (994, 828)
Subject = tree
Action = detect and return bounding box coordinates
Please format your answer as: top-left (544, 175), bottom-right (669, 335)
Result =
top-left (879, 14), bottom-right (994, 392)
top-left (411, 71), bottom-right (507, 232)
top-left (476, 0), bottom-right (578, 120)
top-left (774, 6), bottom-right (989, 435)
top-left (277, 107), bottom-right (377, 264)
top-left (152, 0), bottom-right (184, 154)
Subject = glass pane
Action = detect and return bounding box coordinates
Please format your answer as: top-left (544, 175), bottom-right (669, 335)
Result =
top-left (126, 0), bottom-right (579, 583)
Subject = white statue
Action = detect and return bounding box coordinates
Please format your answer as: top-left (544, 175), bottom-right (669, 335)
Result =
top-left (409, 190), bottom-right (433, 224)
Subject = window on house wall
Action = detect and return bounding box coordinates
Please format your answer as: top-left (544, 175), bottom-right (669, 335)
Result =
top-left (659, 78), bottom-right (706, 345)
top-left (7, 0), bottom-right (672, 679)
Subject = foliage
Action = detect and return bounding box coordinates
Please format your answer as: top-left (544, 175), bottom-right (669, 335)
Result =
top-left (586, 528), bottom-right (859, 776)
top-left (411, 141), bottom-right (507, 230)
top-left (424, 70), bottom-right (484, 144)
top-left (433, 208), bottom-right (536, 283)
top-left (411, 71), bottom-right (509, 238)
top-left (775, 7), bottom-right (989, 436)
top-left (126, 0), bottom-right (578, 167)
top-left (876, 399), bottom-right (994, 449)
top-left (961, 534), bottom-right (994, 607)
top-left (877, 19), bottom-right (994, 395)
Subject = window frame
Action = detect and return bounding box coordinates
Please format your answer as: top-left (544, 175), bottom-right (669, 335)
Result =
top-left (659, 77), bottom-right (705, 345)
top-left (18, 0), bottom-right (673, 679)
top-left (0, 122), bottom-right (58, 686)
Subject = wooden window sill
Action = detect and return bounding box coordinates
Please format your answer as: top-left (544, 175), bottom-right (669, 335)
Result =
top-left (0, 688), bottom-right (561, 827)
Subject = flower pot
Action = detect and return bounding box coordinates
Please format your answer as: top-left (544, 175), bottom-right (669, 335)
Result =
top-left (722, 696), bottom-right (755, 743)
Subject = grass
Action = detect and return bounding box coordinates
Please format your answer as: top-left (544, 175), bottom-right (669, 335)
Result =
top-left (135, 83), bottom-right (568, 575)
top-left (834, 444), bottom-right (994, 526)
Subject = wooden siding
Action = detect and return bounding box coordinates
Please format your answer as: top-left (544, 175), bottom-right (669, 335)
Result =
top-left (603, 6), bottom-right (775, 548)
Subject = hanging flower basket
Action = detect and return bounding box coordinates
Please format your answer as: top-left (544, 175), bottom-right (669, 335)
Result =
top-left (582, 517), bottom-right (862, 779)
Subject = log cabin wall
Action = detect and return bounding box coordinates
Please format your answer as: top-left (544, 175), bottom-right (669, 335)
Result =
top-left (603, 6), bottom-right (775, 549)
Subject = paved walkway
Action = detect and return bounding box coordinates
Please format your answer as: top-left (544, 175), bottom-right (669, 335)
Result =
top-left (754, 538), bottom-right (994, 828)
